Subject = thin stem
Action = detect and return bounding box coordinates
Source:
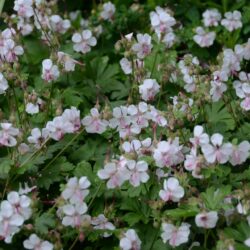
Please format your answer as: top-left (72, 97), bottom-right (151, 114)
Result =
top-left (150, 52), bottom-right (158, 78)
top-left (11, 86), bottom-right (22, 127)
top-left (88, 183), bottom-right (103, 209)
top-left (41, 129), bottom-right (84, 173)
top-left (2, 177), bottom-right (9, 201)
top-left (69, 233), bottom-right (79, 250)
top-left (45, 82), bottom-right (54, 122)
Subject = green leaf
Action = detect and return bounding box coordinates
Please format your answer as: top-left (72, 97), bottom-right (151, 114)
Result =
top-left (35, 213), bottom-right (56, 234)
top-left (0, 158), bottom-right (13, 179)
top-left (62, 88), bottom-right (83, 107)
top-left (201, 185), bottom-right (231, 210)
top-left (205, 101), bottom-right (235, 132)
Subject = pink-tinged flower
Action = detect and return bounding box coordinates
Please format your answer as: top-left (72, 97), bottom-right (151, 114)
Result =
top-left (14, 0), bottom-right (33, 18)
top-left (120, 229), bottom-right (141, 250)
top-left (41, 59), bottom-right (60, 82)
top-left (3, 39), bottom-right (24, 63)
top-left (126, 160), bottom-right (149, 187)
top-left (193, 27), bottom-right (216, 48)
top-left (7, 192), bottom-right (32, 220)
top-left (148, 106), bottom-right (168, 127)
top-left (150, 7), bottom-right (176, 38)
top-left (100, 2), bottom-right (116, 21)
top-left (184, 148), bottom-right (204, 179)
top-left (120, 58), bottom-right (132, 75)
top-left (81, 108), bottom-right (108, 134)
top-left (49, 15), bottom-right (71, 34)
top-left (97, 161), bottom-right (130, 189)
top-left (229, 141), bottom-right (250, 166)
top-left (62, 107), bottom-right (81, 132)
top-left (46, 116), bottom-right (74, 141)
top-left (132, 33), bottom-right (153, 59)
top-left (221, 11), bottom-right (242, 32)
top-left (161, 222), bottom-right (190, 247)
top-left (139, 79), bottom-right (160, 101)
top-left (72, 30), bottom-right (97, 54)
top-left (222, 49), bottom-right (241, 76)
top-left (159, 177), bottom-right (184, 202)
top-left (61, 203), bottom-right (88, 228)
top-left (23, 234), bottom-right (53, 250)
top-left (162, 32), bottom-right (176, 48)
top-left (202, 9), bottom-right (221, 27)
top-left (0, 123), bottom-right (19, 147)
top-left (195, 211), bottom-right (218, 228)
top-left (27, 128), bottom-right (49, 148)
top-left (0, 73), bottom-right (9, 94)
top-left (62, 177), bottom-right (91, 204)
top-left (153, 138), bottom-right (184, 168)
top-left (57, 52), bottom-right (76, 72)
top-left (16, 17), bottom-right (33, 36)
top-left (210, 70), bottom-right (228, 102)
top-left (190, 125), bottom-right (209, 148)
top-left (201, 133), bottom-right (233, 164)
top-left (91, 214), bottom-right (115, 237)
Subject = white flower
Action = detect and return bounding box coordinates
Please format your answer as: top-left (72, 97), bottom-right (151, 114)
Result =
top-left (162, 32), bottom-right (176, 48)
top-left (7, 192), bottom-right (32, 220)
top-left (72, 30), bottom-right (97, 54)
top-left (27, 128), bottom-right (49, 148)
top-left (0, 73), bottom-right (9, 94)
top-left (184, 148), bottom-right (204, 179)
top-left (62, 177), bottom-right (91, 204)
top-left (25, 102), bottom-right (39, 115)
top-left (23, 234), bottom-right (53, 250)
top-left (221, 11), bottom-right (242, 32)
top-left (201, 133), bottom-right (233, 164)
top-left (49, 15), bottom-right (71, 34)
top-left (41, 59), bottom-right (60, 82)
top-left (14, 0), bottom-right (33, 18)
top-left (202, 9), bottom-right (221, 27)
top-left (222, 49), bottom-right (241, 76)
top-left (97, 160), bottom-right (130, 189)
top-left (120, 58), bottom-right (132, 75)
top-left (190, 125), bottom-right (209, 148)
top-left (161, 222), bottom-right (190, 247)
top-left (159, 177), bottom-right (184, 202)
top-left (62, 107), bottom-right (81, 132)
top-left (210, 70), bottom-right (228, 102)
top-left (91, 214), bottom-right (115, 237)
top-left (150, 7), bottom-right (176, 38)
top-left (245, 238), bottom-right (250, 247)
top-left (46, 116), bottom-right (74, 141)
top-left (16, 17), bottom-right (33, 36)
top-left (0, 191), bottom-right (32, 243)
top-left (139, 79), bottom-right (160, 101)
top-left (120, 229), bottom-right (141, 250)
top-left (100, 2), bottom-right (115, 21)
top-left (0, 123), bottom-right (19, 147)
top-left (195, 211), bottom-right (218, 228)
top-left (57, 52), bottom-right (76, 72)
top-left (126, 160), bottom-right (149, 187)
top-left (81, 108), bottom-right (108, 134)
top-left (132, 33), bottom-right (153, 59)
top-left (193, 27), bottom-right (216, 48)
top-left (153, 138), bottom-right (184, 168)
top-left (61, 203), bottom-right (88, 228)
top-left (229, 141), bottom-right (250, 166)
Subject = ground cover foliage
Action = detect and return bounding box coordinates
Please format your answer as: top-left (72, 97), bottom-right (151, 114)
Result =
top-left (0, 0), bottom-right (250, 249)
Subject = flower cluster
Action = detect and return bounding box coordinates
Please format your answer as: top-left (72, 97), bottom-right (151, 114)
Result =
top-left (0, 191), bottom-right (32, 243)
